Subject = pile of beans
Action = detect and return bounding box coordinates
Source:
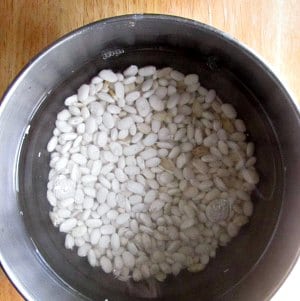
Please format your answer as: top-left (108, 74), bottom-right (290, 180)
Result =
top-left (46, 65), bottom-right (259, 282)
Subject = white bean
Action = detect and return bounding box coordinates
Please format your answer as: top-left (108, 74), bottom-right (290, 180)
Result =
top-left (124, 65), bottom-right (138, 76)
top-left (136, 97), bottom-right (150, 117)
top-left (97, 92), bottom-right (115, 104)
top-left (221, 103), bottom-right (237, 119)
top-left (99, 69), bottom-right (118, 82)
top-left (149, 95), bottom-right (164, 111)
top-left (115, 82), bottom-right (125, 99)
top-left (102, 112), bottom-right (115, 129)
top-left (138, 66), bottom-right (156, 77)
top-left (127, 181), bottom-right (145, 195)
top-left (143, 133), bottom-right (158, 146)
top-left (100, 256), bottom-right (113, 273)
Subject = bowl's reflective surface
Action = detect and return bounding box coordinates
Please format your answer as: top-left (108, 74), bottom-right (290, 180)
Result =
top-left (0, 15), bottom-right (299, 301)
top-left (18, 46), bottom-right (281, 300)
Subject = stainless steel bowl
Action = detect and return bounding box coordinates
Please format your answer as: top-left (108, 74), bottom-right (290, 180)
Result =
top-left (1, 14), bottom-right (300, 301)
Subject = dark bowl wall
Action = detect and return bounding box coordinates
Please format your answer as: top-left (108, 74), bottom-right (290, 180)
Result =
top-left (19, 48), bottom-right (281, 301)
top-left (0, 15), bottom-right (300, 301)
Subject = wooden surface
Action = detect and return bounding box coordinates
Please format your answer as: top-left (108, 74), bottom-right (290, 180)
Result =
top-left (0, 0), bottom-right (299, 300)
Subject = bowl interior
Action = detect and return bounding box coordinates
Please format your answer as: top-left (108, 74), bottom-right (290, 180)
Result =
top-left (18, 46), bottom-right (283, 301)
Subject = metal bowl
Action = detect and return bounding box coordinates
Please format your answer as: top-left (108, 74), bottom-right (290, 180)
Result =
top-left (1, 14), bottom-right (300, 301)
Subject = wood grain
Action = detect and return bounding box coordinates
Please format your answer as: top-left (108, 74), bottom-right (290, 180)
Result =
top-left (0, 269), bottom-right (23, 301)
top-left (0, 0), bottom-right (299, 300)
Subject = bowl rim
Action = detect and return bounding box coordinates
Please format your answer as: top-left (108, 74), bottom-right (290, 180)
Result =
top-left (0, 13), bottom-right (299, 301)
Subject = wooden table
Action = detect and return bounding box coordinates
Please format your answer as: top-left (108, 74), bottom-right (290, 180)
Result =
top-left (0, 1), bottom-right (299, 300)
